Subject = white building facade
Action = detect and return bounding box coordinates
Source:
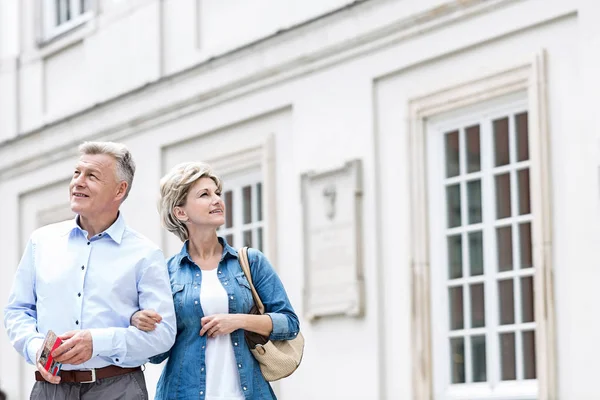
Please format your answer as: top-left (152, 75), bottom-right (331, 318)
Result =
top-left (1, 0), bottom-right (599, 399)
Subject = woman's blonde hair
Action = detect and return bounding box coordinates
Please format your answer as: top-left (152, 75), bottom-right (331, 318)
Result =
top-left (159, 162), bottom-right (223, 242)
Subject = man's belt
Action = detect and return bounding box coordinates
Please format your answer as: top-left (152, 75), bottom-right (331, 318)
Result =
top-left (35, 365), bottom-right (141, 383)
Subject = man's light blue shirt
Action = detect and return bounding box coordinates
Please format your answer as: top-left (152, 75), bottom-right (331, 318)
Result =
top-left (3, 213), bottom-right (176, 370)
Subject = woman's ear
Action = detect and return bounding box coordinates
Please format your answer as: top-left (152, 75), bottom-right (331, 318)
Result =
top-left (173, 206), bottom-right (189, 222)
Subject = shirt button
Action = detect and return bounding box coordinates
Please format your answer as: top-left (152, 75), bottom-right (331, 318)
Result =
top-left (78, 293), bottom-right (81, 297)
top-left (75, 320), bottom-right (79, 325)
top-left (87, 242), bottom-right (90, 245)
top-left (81, 266), bottom-right (85, 270)
top-left (116, 358), bottom-right (119, 362)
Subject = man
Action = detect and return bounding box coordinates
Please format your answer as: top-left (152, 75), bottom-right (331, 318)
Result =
top-left (4, 142), bottom-right (176, 399)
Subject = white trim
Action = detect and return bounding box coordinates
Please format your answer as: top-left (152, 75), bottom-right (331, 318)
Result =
top-left (428, 96), bottom-right (536, 398)
top-left (408, 51), bottom-right (556, 400)
top-left (40, 0), bottom-right (96, 45)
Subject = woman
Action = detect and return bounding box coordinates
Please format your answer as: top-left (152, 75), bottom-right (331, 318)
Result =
top-left (131, 162), bottom-right (300, 400)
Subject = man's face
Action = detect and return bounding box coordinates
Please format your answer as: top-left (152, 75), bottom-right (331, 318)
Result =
top-left (69, 154), bottom-right (124, 219)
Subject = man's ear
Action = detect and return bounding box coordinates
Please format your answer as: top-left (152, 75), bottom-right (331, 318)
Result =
top-left (174, 206), bottom-right (188, 222)
top-left (115, 181), bottom-right (128, 201)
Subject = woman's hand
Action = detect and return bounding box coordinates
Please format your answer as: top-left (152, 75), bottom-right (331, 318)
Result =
top-left (200, 314), bottom-right (241, 338)
top-left (131, 309), bottom-right (162, 332)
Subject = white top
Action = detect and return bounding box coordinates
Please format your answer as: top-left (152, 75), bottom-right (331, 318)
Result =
top-left (200, 268), bottom-right (245, 400)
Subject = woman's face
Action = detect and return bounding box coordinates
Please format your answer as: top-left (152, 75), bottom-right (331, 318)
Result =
top-left (177, 177), bottom-right (225, 229)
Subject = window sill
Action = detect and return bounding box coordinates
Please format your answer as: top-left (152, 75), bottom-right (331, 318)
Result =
top-left (442, 380), bottom-right (537, 400)
top-left (20, 13), bottom-right (96, 64)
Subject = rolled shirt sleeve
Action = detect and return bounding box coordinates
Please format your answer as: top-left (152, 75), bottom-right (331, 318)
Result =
top-left (248, 249), bottom-right (300, 341)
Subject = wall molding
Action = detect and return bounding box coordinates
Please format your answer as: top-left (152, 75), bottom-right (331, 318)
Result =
top-left (0, 0), bottom-right (530, 181)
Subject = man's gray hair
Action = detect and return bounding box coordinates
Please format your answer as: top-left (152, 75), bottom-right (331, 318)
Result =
top-left (159, 162), bottom-right (222, 242)
top-left (78, 141), bottom-right (136, 201)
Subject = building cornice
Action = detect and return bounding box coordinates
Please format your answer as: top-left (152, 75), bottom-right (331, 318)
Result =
top-left (0, 0), bottom-right (524, 180)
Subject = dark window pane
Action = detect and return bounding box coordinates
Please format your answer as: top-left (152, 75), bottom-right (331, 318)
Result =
top-left (448, 235), bottom-right (463, 279)
top-left (256, 182), bottom-right (263, 221)
top-left (466, 125), bottom-right (481, 173)
top-left (243, 230), bottom-right (253, 248)
top-left (500, 332), bottom-right (516, 380)
top-left (65, 0), bottom-right (71, 21)
top-left (518, 169), bottom-right (531, 215)
top-left (523, 331), bottom-right (537, 379)
top-left (494, 117), bottom-right (510, 166)
top-left (445, 130), bottom-right (460, 178)
top-left (471, 335), bottom-right (487, 382)
top-left (516, 112), bottom-right (529, 162)
top-left (446, 184), bottom-right (461, 228)
top-left (497, 226), bottom-right (513, 272)
top-left (498, 279), bottom-right (515, 325)
top-left (469, 231), bottom-right (484, 276)
top-left (449, 286), bottom-right (464, 330)
top-left (470, 284), bottom-right (485, 328)
top-left (225, 234), bottom-right (234, 247)
top-left (467, 180), bottom-right (482, 224)
top-left (450, 338), bottom-right (465, 384)
top-left (243, 185), bottom-right (252, 224)
top-left (519, 223), bottom-right (533, 269)
top-left (521, 276), bottom-right (535, 323)
top-left (495, 173), bottom-right (511, 219)
top-left (257, 227), bottom-right (263, 252)
top-left (224, 191), bottom-right (233, 228)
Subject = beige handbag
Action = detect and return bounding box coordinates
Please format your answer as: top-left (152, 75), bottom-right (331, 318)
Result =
top-left (238, 247), bottom-right (305, 381)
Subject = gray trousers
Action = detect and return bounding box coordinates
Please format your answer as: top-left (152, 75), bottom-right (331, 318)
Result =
top-left (30, 370), bottom-right (148, 400)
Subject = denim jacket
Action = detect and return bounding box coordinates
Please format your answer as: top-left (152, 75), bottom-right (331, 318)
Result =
top-left (150, 237), bottom-right (300, 400)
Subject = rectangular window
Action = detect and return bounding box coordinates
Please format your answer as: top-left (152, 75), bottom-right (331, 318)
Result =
top-left (217, 170), bottom-right (264, 252)
top-left (430, 99), bottom-right (537, 399)
top-left (42, 0), bottom-right (94, 41)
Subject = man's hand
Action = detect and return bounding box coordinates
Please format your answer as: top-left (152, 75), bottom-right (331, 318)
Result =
top-left (35, 347), bottom-right (61, 384)
top-left (200, 314), bottom-right (241, 338)
top-left (52, 330), bottom-right (93, 365)
top-left (131, 309), bottom-right (162, 332)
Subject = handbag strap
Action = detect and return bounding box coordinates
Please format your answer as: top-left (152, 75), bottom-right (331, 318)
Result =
top-left (238, 247), bottom-right (265, 314)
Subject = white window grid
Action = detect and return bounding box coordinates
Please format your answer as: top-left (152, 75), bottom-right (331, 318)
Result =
top-left (42, 0), bottom-right (94, 42)
top-left (218, 170), bottom-right (264, 252)
top-left (429, 97), bottom-right (537, 400)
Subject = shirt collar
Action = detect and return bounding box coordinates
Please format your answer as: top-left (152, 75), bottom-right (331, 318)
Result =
top-left (68, 212), bottom-right (126, 244)
top-left (177, 236), bottom-right (238, 267)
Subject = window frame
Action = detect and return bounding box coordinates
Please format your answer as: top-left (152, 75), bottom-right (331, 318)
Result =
top-left (41, 0), bottom-right (95, 43)
top-left (407, 51), bottom-right (556, 400)
top-left (427, 96), bottom-right (537, 400)
top-left (218, 170), bottom-right (265, 251)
